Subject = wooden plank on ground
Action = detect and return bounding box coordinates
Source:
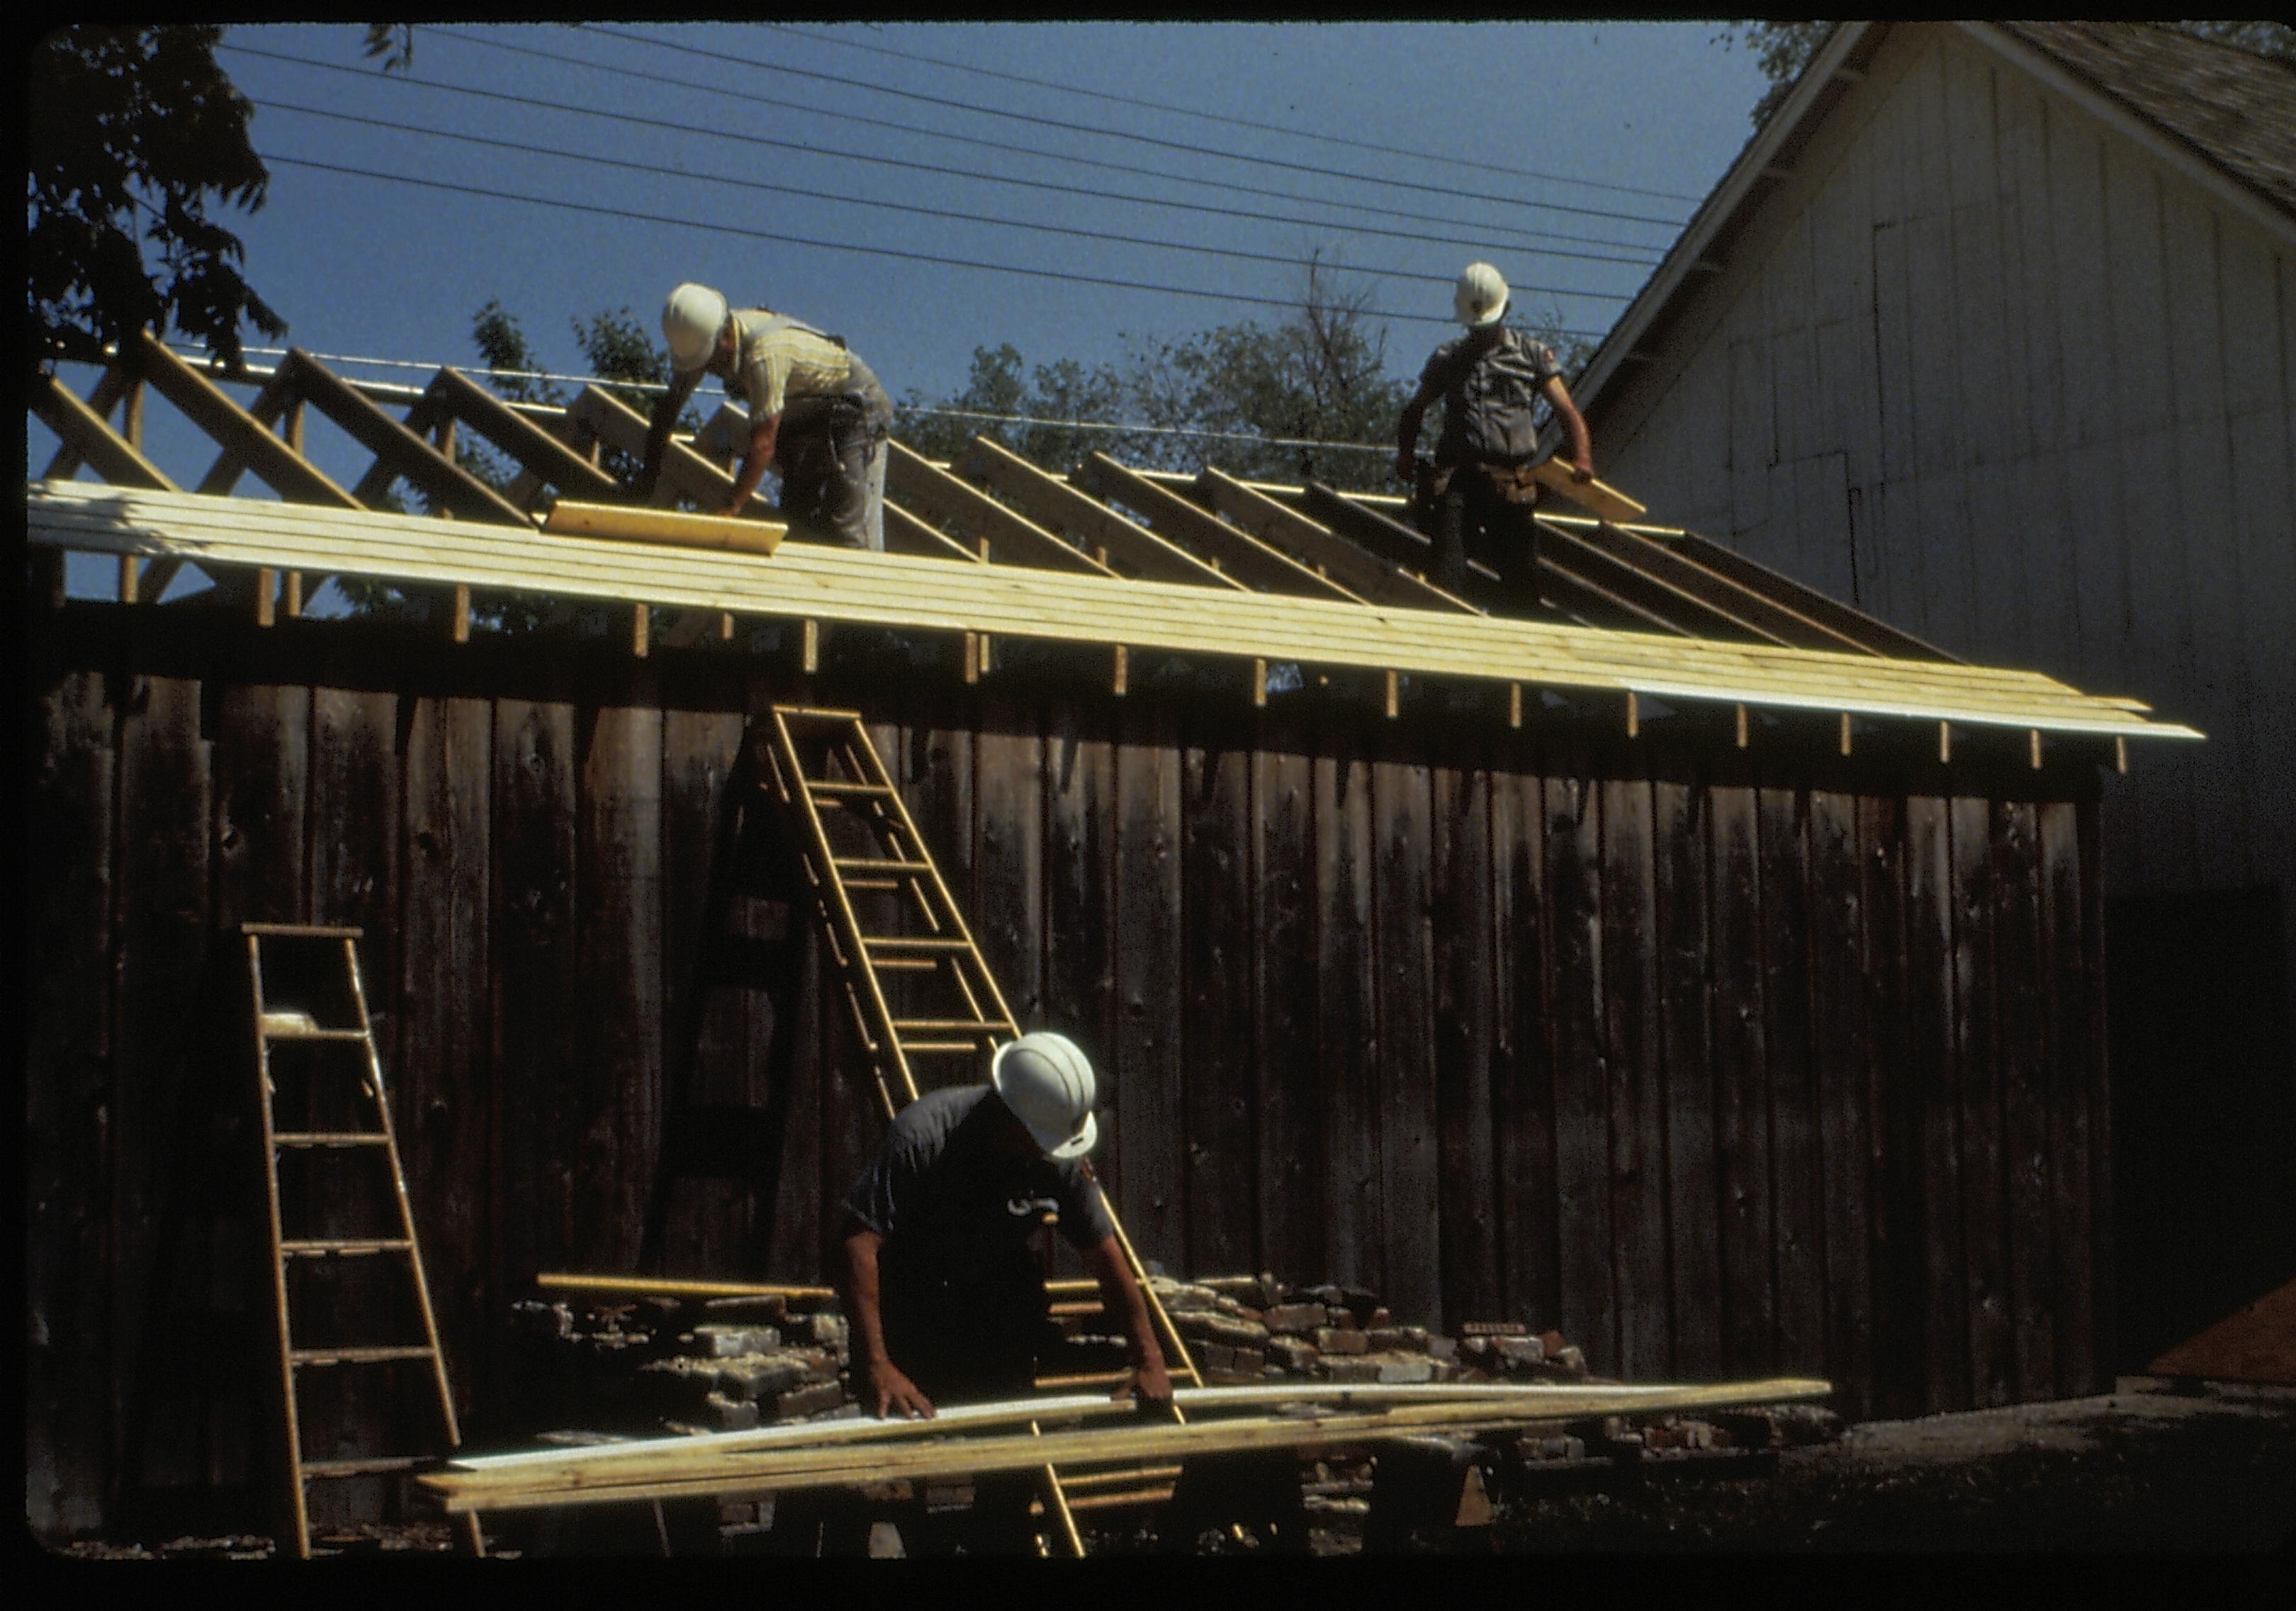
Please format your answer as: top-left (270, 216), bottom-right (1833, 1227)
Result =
top-left (1373, 734), bottom-right (1439, 1327)
top-left (1316, 725), bottom-right (1383, 1291)
top-left (285, 349), bottom-right (531, 526)
top-left (1252, 721), bottom-right (1322, 1286)
top-left (1951, 795), bottom-right (2014, 1410)
top-left (887, 442), bottom-right (1112, 576)
top-left (1113, 704), bottom-right (1185, 1266)
top-left (1601, 769), bottom-right (1669, 1383)
top-left (1181, 724), bottom-right (1257, 1279)
top-left (1903, 792), bottom-right (1970, 1413)
top-left (397, 695), bottom-right (493, 1422)
top-left (1195, 468), bottom-right (1475, 612)
top-left (960, 436), bottom-right (1237, 587)
top-left (1076, 454), bottom-right (1361, 601)
top-left (128, 331), bottom-right (358, 508)
top-left (1759, 782), bottom-right (1825, 1384)
top-left (25, 670), bottom-right (118, 1537)
top-left (1707, 756), bottom-right (1773, 1379)
top-left (1490, 754), bottom-right (1557, 1332)
top-left (1807, 788), bottom-right (1877, 1420)
top-left (1993, 798), bottom-right (2056, 1404)
top-left (1432, 753), bottom-right (1499, 1331)
top-left (2038, 799), bottom-right (2098, 1398)
top-left (31, 371), bottom-right (178, 490)
top-left (1654, 768), bottom-right (1720, 1383)
top-left (1544, 753), bottom-right (1612, 1365)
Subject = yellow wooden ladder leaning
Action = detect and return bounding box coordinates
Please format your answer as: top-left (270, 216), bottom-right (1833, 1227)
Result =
top-left (754, 706), bottom-right (1205, 1554)
top-left (242, 922), bottom-right (484, 1559)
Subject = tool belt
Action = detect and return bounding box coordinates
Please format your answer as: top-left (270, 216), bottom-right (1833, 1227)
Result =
top-left (1429, 461), bottom-right (1542, 505)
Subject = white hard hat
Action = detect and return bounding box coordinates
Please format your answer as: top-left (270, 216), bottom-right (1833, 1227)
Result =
top-left (1454, 262), bottom-right (1509, 327)
top-left (990, 1031), bottom-right (1100, 1160)
top-left (662, 282), bottom-right (730, 373)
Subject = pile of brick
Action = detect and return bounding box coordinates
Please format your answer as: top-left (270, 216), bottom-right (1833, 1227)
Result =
top-left (1052, 1274), bottom-right (1593, 1389)
top-left (505, 1291), bottom-right (852, 1439)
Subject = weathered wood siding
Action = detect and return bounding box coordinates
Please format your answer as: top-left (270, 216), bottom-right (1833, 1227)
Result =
top-left (25, 616), bottom-right (2110, 1537)
top-left (1592, 23), bottom-right (2295, 1029)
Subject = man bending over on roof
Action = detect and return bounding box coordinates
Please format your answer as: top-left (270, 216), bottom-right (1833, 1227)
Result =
top-left (638, 282), bottom-right (895, 551)
top-left (1395, 262), bottom-right (1595, 601)
top-left (836, 1032), bottom-right (1171, 1552)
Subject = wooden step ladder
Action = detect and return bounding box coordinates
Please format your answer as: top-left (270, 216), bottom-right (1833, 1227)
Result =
top-left (755, 707), bottom-right (1205, 1554)
top-left (242, 923), bottom-right (483, 1559)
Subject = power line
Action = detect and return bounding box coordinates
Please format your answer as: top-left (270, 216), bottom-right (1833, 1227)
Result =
top-left (251, 151), bottom-right (1616, 342)
top-left (765, 21), bottom-right (1709, 206)
top-left (389, 30), bottom-right (1670, 262)
top-left (580, 21), bottom-right (1694, 229)
top-left (259, 98), bottom-right (1634, 308)
top-left (154, 344), bottom-right (1397, 453)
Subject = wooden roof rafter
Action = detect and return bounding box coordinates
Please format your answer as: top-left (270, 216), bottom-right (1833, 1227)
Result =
top-left (1074, 453), bottom-right (1362, 602)
top-left (956, 434), bottom-right (1239, 588)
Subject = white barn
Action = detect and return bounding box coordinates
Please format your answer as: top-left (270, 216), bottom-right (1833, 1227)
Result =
top-left (1572, 21), bottom-right (2295, 1371)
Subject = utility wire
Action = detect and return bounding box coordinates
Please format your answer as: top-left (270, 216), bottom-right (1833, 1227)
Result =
top-left (259, 98), bottom-right (1633, 307)
top-left (579, 21), bottom-right (1694, 228)
top-left (251, 151), bottom-right (1614, 341)
top-left (381, 31), bottom-right (1670, 261)
top-left (151, 344), bottom-right (1397, 451)
top-left (766, 20), bottom-right (1709, 205)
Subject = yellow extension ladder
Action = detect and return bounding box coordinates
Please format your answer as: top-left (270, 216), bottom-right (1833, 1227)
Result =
top-left (755, 707), bottom-right (1206, 1554)
top-left (242, 923), bottom-right (484, 1559)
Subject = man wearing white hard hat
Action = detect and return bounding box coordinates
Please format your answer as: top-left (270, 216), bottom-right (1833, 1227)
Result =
top-left (1395, 262), bottom-right (1597, 598)
top-left (639, 282), bottom-right (894, 551)
top-left (835, 1031), bottom-right (1169, 1551)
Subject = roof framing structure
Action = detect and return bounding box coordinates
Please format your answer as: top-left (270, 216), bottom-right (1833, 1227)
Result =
top-left (26, 338), bottom-right (2201, 752)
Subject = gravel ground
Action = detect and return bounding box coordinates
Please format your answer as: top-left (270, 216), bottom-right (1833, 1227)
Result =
top-left (35, 1376), bottom-right (2293, 1561)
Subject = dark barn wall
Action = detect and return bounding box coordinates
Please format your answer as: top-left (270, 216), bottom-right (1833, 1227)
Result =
top-left (25, 610), bottom-right (2112, 1537)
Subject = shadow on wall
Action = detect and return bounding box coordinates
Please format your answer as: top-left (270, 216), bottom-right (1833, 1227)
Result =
top-left (2108, 885), bottom-right (2296, 1369)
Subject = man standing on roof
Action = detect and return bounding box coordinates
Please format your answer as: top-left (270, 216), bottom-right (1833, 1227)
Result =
top-left (834, 1031), bottom-right (1170, 1551)
top-left (1395, 262), bottom-right (1596, 600)
top-left (638, 282), bottom-right (895, 551)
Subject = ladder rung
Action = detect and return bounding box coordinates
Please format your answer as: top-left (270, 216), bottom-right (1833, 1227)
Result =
top-left (301, 1455), bottom-right (433, 1481)
top-left (891, 1019), bottom-right (1011, 1035)
top-left (832, 857), bottom-right (932, 872)
top-left (291, 1345), bottom-right (437, 1367)
top-left (244, 922), bottom-right (364, 939)
top-left (807, 780), bottom-right (896, 797)
top-left (874, 958), bottom-right (940, 972)
top-left (860, 936), bottom-right (972, 951)
top-left (274, 1133), bottom-right (390, 1148)
top-left (262, 1024), bottom-right (370, 1043)
top-left (281, 1239), bottom-right (414, 1258)
top-left (900, 1041), bottom-right (998, 1054)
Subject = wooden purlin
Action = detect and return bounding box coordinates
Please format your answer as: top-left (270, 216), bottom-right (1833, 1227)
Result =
top-left (26, 483), bottom-right (2205, 741)
top-left (958, 435), bottom-right (1242, 588)
top-left (886, 441), bottom-right (1115, 576)
top-left (1193, 468), bottom-right (1479, 614)
top-left (1075, 454), bottom-right (1364, 600)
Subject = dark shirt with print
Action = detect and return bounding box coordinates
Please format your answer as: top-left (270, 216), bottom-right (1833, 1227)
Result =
top-left (1419, 327), bottom-right (1562, 467)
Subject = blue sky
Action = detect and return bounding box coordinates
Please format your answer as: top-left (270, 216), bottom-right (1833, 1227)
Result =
top-left (33, 20), bottom-right (1772, 581)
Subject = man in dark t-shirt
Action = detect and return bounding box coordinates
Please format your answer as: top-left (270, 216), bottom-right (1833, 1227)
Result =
top-left (835, 1033), bottom-right (1169, 1552)
top-left (1395, 261), bottom-right (1597, 600)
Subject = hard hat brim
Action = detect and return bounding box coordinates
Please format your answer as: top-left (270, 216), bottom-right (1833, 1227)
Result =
top-left (1044, 1108), bottom-right (1098, 1161)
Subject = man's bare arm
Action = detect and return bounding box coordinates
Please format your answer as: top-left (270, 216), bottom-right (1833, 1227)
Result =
top-left (1541, 375), bottom-right (1594, 481)
top-left (1083, 1233), bottom-right (1172, 1405)
top-left (638, 370), bottom-right (701, 499)
top-left (840, 1220), bottom-right (934, 1419)
top-left (725, 412), bottom-right (780, 517)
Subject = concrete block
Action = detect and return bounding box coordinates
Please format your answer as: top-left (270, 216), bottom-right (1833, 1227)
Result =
top-left (1266, 1337), bottom-right (1320, 1373)
top-left (691, 1325), bottom-right (780, 1358)
top-left (1315, 1327), bottom-right (1369, 1356)
top-left (1371, 1353), bottom-right (1435, 1384)
top-left (765, 1381), bottom-right (849, 1421)
top-left (701, 1391), bottom-right (759, 1432)
top-left (1262, 1303), bottom-right (1327, 1335)
top-left (1321, 1357), bottom-right (1384, 1383)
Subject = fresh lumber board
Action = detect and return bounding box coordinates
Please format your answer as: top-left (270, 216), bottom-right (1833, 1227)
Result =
top-left (543, 499), bottom-right (785, 556)
top-left (282, 349), bottom-right (531, 527)
top-left (885, 441), bottom-right (1114, 576)
top-left (960, 435), bottom-right (1239, 588)
top-left (1531, 461), bottom-right (1648, 524)
top-left (535, 1273), bottom-right (835, 1301)
top-left (32, 372), bottom-right (176, 492)
top-left (1194, 468), bottom-right (1475, 613)
top-left (1075, 454), bottom-right (1363, 601)
top-left (128, 330), bottom-right (360, 509)
top-left (28, 483), bottom-right (2199, 742)
top-left (424, 1379), bottom-right (1833, 1511)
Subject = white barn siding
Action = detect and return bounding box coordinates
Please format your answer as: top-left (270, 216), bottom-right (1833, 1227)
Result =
top-left (1593, 25), bottom-right (2295, 968)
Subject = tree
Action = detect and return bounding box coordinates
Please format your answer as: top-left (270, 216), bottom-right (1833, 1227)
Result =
top-left (26, 25), bottom-right (286, 376)
top-left (1718, 20), bottom-right (2296, 129)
